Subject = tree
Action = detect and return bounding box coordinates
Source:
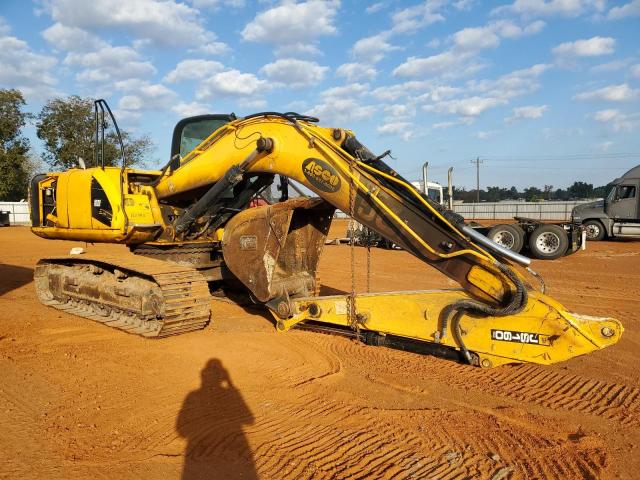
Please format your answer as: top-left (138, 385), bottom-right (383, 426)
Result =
top-left (592, 185), bottom-right (611, 198)
top-left (567, 181), bottom-right (593, 199)
top-left (36, 96), bottom-right (152, 169)
top-left (0, 89), bottom-right (34, 201)
top-left (554, 188), bottom-right (569, 201)
top-left (523, 186), bottom-right (543, 202)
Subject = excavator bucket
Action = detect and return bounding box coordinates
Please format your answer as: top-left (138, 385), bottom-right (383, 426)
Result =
top-left (221, 198), bottom-right (335, 310)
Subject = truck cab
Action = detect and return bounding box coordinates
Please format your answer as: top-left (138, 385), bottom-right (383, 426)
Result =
top-left (572, 164), bottom-right (640, 240)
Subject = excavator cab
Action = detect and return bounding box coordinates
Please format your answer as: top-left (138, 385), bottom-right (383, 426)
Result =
top-left (169, 114), bottom-right (236, 172)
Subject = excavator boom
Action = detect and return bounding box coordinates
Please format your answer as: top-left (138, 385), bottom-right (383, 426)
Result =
top-left (29, 110), bottom-right (622, 367)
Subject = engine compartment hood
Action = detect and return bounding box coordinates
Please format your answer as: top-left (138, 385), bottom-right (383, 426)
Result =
top-left (571, 200), bottom-right (605, 221)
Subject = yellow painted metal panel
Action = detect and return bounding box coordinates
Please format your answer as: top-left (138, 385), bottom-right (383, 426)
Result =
top-left (123, 194), bottom-right (155, 225)
top-left (277, 290), bottom-right (622, 367)
top-left (55, 173), bottom-right (70, 228)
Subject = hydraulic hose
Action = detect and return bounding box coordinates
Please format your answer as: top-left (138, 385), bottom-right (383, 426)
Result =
top-left (440, 261), bottom-right (529, 364)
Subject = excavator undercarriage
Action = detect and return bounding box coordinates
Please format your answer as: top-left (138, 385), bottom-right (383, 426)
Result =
top-left (28, 104), bottom-right (623, 367)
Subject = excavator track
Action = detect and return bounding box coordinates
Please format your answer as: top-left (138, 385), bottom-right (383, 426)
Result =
top-left (34, 254), bottom-right (211, 337)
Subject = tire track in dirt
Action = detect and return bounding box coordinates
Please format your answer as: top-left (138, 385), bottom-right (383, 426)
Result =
top-left (305, 333), bottom-right (640, 428)
top-left (64, 337), bottom-right (344, 462)
top-left (244, 398), bottom-right (606, 479)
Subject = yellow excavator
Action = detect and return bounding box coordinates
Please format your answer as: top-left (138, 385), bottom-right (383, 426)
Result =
top-left (29, 100), bottom-right (622, 367)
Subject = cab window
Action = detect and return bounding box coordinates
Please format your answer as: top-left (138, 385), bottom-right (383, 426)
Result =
top-left (179, 119), bottom-right (229, 158)
top-left (170, 114), bottom-right (235, 162)
top-left (619, 185), bottom-right (636, 199)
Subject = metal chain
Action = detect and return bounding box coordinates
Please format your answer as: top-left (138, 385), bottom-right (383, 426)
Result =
top-left (366, 241), bottom-right (371, 293)
top-left (347, 158), bottom-right (360, 338)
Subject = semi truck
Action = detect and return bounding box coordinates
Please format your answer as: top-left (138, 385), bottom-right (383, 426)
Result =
top-left (571, 164), bottom-right (640, 241)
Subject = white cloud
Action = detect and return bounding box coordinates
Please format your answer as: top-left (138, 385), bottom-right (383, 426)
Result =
top-left (394, 20), bottom-right (543, 79)
top-left (0, 28), bottom-right (58, 99)
top-left (598, 140), bottom-right (614, 152)
top-left (42, 22), bottom-right (105, 51)
top-left (116, 80), bottom-right (178, 121)
top-left (474, 130), bottom-right (499, 139)
top-left (65, 45), bottom-right (156, 83)
top-left (416, 85), bottom-right (462, 102)
top-left (195, 41), bottom-right (230, 56)
top-left (415, 64), bottom-right (549, 122)
top-left (590, 109), bottom-right (633, 131)
top-left (370, 80), bottom-right (433, 101)
top-left (432, 118), bottom-right (474, 128)
top-left (164, 59), bottom-right (225, 83)
top-left (117, 81), bottom-right (176, 104)
top-left (506, 104), bottom-right (548, 122)
top-left (432, 121), bottom-right (457, 129)
top-left (632, 65), bottom-right (640, 78)
top-left (242, 0), bottom-right (340, 51)
top-left (351, 32), bottom-right (399, 64)
top-left (0, 17), bottom-right (9, 35)
top-left (454, 0), bottom-right (475, 11)
top-left (552, 36), bottom-right (615, 57)
top-left (390, 1), bottom-right (446, 33)
top-left (307, 98), bottom-right (375, 124)
top-left (320, 82), bottom-right (370, 99)
top-left (187, 0), bottom-right (245, 9)
top-left (336, 63), bottom-right (377, 82)
top-left (275, 43), bottom-right (322, 57)
top-left (377, 121), bottom-right (415, 141)
top-left (493, 0), bottom-right (605, 17)
top-left (589, 58), bottom-right (632, 74)
top-left (260, 58), bottom-right (328, 88)
top-left (574, 83), bottom-right (639, 102)
top-left (383, 103), bottom-right (416, 117)
top-left (172, 101), bottom-right (212, 117)
top-left (607, 0), bottom-right (640, 19)
top-left (467, 64), bottom-right (550, 101)
top-left (453, 26), bottom-right (500, 50)
top-left (366, 2), bottom-right (385, 14)
top-left (424, 96), bottom-right (507, 117)
top-left (42, 0), bottom-right (214, 47)
top-left (307, 82), bottom-right (375, 124)
top-left (394, 51), bottom-right (472, 77)
top-left (238, 98), bottom-right (268, 110)
top-left (196, 69), bottom-right (268, 99)
top-left (490, 19), bottom-right (546, 38)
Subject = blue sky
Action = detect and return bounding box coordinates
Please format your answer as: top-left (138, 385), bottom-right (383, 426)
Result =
top-left (1, 0), bottom-right (639, 189)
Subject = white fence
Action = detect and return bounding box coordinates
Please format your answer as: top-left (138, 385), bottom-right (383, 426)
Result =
top-left (452, 200), bottom-right (594, 221)
top-left (0, 202), bottom-right (30, 225)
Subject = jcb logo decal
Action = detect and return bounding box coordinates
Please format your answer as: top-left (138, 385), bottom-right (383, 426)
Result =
top-left (302, 158), bottom-right (341, 193)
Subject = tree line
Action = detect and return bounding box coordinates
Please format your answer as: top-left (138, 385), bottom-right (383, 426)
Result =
top-left (451, 182), bottom-right (611, 203)
top-left (0, 89), bottom-right (151, 201)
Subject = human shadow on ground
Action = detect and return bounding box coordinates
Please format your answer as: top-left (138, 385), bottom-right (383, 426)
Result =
top-left (177, 359), bottom-right (257, 480)
top-left (0, 264), bottom-right (34, 296)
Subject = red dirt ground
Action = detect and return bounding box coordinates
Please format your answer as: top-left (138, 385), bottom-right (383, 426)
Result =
top-left (1, 222), bottom-right (639, 479)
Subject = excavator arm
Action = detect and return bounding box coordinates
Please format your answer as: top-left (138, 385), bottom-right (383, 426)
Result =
top-left (152, 113), bottom-right (621, 366)
top-left (30, 112), bottom-right (622, 367)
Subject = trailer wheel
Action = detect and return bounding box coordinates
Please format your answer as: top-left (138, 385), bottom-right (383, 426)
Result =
top-left (487, 224), bottom-right (525, 253)
top-left (583, 219), bottom-right (606, 241)
top-left (528, 224), bottom-right (568, 260)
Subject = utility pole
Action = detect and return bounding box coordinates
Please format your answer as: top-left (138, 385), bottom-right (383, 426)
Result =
top-left (470, 157), bottom-right (483, 202)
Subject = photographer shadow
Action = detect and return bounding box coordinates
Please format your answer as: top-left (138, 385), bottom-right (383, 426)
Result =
top-left (177, 359), bottom-right (258, 480)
